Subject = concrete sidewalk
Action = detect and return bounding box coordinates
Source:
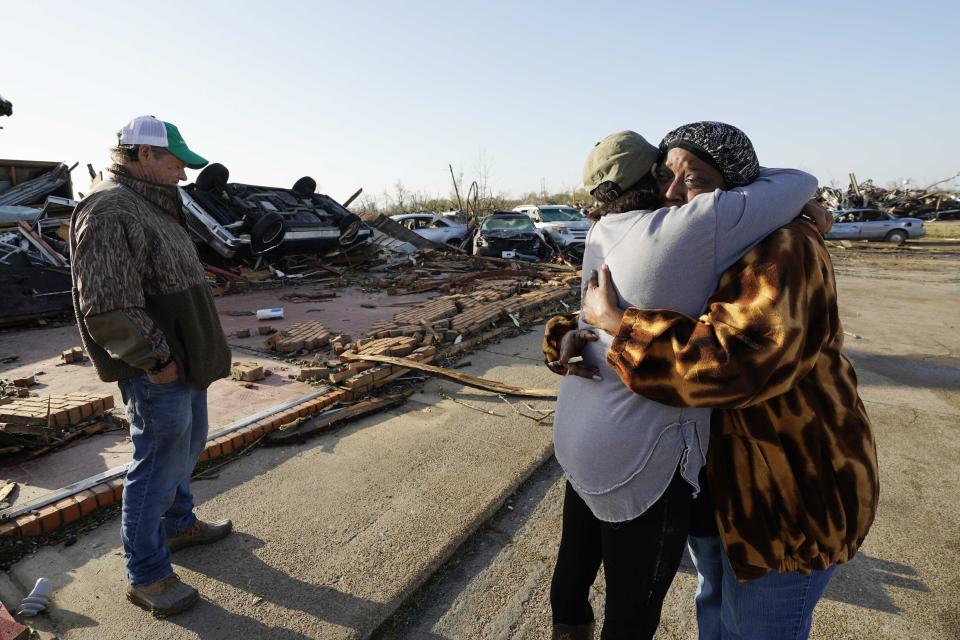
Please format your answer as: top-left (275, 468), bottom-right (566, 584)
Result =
top-left (2, 329), bottom-right (559, 639)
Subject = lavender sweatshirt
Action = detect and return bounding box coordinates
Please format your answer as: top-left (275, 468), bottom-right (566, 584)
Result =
top-left (553, 168), bottom-right (818, 522)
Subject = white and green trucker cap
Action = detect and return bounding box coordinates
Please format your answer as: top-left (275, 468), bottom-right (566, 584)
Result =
top-left (119, 115), bottom-right (208, 169)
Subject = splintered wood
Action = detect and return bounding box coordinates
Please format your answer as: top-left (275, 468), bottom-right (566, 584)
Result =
top-left (266, 321), bottom-right (331, 353)
top-left (0, 393), bottom-right (115, 429)
top-left (344, 353), bottom-right (558, 398)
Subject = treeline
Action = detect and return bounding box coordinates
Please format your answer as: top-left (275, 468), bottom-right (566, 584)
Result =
top-left (356, 179), bottom-right (592, 218)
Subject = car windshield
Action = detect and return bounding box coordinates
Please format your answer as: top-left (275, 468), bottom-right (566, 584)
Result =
top-left (539, 208), bottom-right (579, 222)
top-left (483, 216), bottom-right (535, 232)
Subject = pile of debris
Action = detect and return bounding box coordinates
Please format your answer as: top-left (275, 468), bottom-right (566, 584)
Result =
top-left (816, 172), bottom-right (960, 220)
top-left (0, 160), bottom-right (78, 327)
top-left (223, 261), bottom-right (578, 396)
top-left (1, 152), bottom-right (586, 329)
top-left (0, 389), bottom-right (120, 460)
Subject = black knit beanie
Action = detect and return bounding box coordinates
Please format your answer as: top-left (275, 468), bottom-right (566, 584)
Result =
top-left (659, 121), bottom-right (760, 188)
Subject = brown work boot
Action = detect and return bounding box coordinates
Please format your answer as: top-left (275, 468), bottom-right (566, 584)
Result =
top-left (126, 573), bottom-right (199, 617)
top-left (552, 622), bottom-right (595, 640)
top-left (167, 519), bottom-right (233, 553)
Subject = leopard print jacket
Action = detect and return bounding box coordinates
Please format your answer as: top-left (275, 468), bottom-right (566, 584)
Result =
top-left (544, 220), bottom-right (879, 580)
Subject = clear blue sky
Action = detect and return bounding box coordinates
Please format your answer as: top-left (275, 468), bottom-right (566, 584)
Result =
top-left (3, 0), bottom-right (957, 203)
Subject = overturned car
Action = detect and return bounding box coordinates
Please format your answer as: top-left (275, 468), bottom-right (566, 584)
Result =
top-left (180, 163), bottom-right (370, 261)
top-left (473, 211), bottom-right (554, 262)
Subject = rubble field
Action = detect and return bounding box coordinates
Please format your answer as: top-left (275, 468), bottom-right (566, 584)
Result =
top-left (2, 156), bottom-right (958, 549)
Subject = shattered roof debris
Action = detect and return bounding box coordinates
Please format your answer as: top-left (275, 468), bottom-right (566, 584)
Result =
top-left (817, 172), bottom-right (960, 219)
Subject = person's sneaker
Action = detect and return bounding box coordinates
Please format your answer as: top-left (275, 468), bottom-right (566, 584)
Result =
top-left (167, 519), bottom-right (233, 553)
top-left (126, 573), bottom-right (199, 617)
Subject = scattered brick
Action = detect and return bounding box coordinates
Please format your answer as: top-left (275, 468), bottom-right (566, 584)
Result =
top-left (61, 347), bottom-right (86, 364)
top-left (297, 367), bottom-right (332, 382)
top-left (12, 376), bottom-right (35, 388)
top-left (328, 369), bottom-right (353, 384)
top-left (231, 361), bottom-right (265, 382)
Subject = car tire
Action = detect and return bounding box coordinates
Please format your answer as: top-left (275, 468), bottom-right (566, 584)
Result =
top-left (337, 213), bottom-right (363, 244)
top-left (884, 229), bottom-right (908, 244)
top-left (195, 163), bottom-right (229, 193)
top-left (446, 238), bottom-right (463, 247)
top-left (250, 212), bottom-right (285, 254)
top-left (291, 176), bottom-right (317, 197)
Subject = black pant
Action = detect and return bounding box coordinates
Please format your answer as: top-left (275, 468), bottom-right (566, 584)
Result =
top-left (550, 471), bottom-right (693, 640)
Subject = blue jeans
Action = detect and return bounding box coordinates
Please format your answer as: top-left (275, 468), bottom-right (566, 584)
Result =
top-left (118, 375), bottom-right (208, 587)
top-left (688, 535), bottom-right (836, 640)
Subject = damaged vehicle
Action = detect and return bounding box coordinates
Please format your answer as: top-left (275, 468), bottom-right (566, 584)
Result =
top-left (473, 211), bottom-right (553, 261)
top-left (825, 208), bottom-right (926, 244)
top-left (390, 212), bottom-right (468, 246)
top-left (180, 163), bottom-right (370, 261)
top-left (512, 204), bottom-right (590, 260)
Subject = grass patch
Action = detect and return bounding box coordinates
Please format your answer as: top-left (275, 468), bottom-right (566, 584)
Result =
top-left (922, 221), bottom-right (960, 240)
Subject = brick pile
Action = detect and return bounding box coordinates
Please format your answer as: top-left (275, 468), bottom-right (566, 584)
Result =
top-left (365, 280), bottom-right (574, 345)
top-left (0, 393), bottom-right (114, 429)
top-left (266, 321), bottom-right (331, 353)
top-left (355, 336), bottom-right (418, 357)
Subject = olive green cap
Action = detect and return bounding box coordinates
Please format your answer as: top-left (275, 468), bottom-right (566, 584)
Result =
top-left (582, 130), bottom-right (659, 195)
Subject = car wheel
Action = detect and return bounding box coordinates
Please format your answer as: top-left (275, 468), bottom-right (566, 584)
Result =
top-left (446, 238), bottom-right (462, 247)
top-left (291, 176), bottom-right (317, 197)
top-left (884, 229), bottom-right (908, 244)
top-left (195, 163), bottom-right (229, 193)
top-left (338, 213), bottom-right (363, 244)
top-left (250, 212), bottom-right (285, 254)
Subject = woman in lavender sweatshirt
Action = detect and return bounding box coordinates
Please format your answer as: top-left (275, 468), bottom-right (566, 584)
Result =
top-left (547, 123), bottom-right (820, 640)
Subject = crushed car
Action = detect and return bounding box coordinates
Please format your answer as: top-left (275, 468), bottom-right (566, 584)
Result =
top-left (473, 211), bottom-right (554, 262)
top-left (390, 212), bottom-right (468, 247)
top-left (181, 163), bottom-right (370, 262)
top-left (512, 204), bottom-right (589, 260)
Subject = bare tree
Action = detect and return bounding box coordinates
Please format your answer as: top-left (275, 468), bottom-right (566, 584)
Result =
top-left (393, 180), bottom-right (410, 213)
top-left (476, 150), bottom-right (493, 210)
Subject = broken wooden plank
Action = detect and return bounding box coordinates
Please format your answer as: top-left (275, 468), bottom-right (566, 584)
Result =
top-left (265, 393), bottom-right (409, 443)
top-left (0, 482), bottom-right (16, 506)
top-left (342, 353), bottom-right (558, 398)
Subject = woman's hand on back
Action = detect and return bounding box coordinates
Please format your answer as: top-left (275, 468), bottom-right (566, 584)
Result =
top-left (547, 329), bottom-right (602, 380)
top-left (582, 265), bottom-right (625, 335)
top-left (801, 200), bottom-right (833, 234)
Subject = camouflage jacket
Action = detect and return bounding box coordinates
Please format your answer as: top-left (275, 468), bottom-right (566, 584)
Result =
top-left (70, 169), bottom-right (230, 389)
top-left (544, 220), bottom-right (879, 580)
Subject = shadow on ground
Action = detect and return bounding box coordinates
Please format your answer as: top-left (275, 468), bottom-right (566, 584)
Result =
top-left (172, 534), bottom-right (380, 638)
top-left (846, 351), bottom-right (960, 391)
top-left (375, 453), bottom-right (930, 639)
